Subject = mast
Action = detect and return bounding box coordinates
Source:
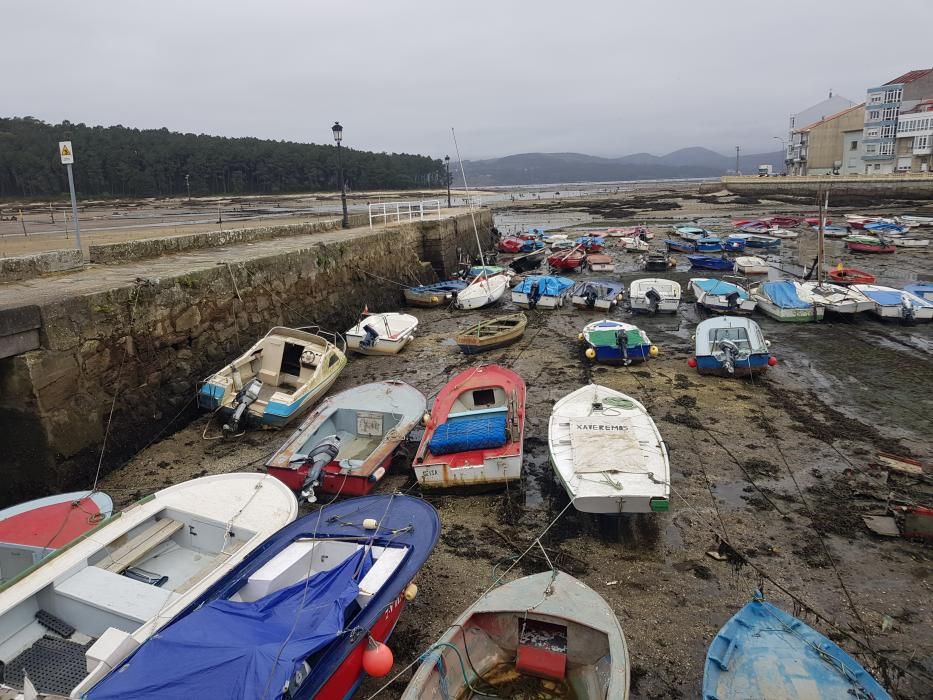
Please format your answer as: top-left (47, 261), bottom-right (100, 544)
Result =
top-left (452, 128), bottom-right (492, 298)
top-left (817, 188), bottom-right (827, 285)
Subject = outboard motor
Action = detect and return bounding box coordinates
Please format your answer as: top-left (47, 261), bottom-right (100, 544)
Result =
top-left (359, 324), bottom-right (380, 350)
top-left (615, 329), bottom-right (631, 366)
top-left (725, 291), bottom-right (741, 310)
top-left (529, 280), bottom-right (541, 309)
top-left (223, 378), bottom-right (262, 435)
top-left (583, 284), bottom-right (598, 308)
top-left (299, 434), bottom-right (342, 503)
top-left (902, 295), bottom-right (916, 325)
top-left (645, 287), bottom-right (662, 314)
top-left (717, 339), bottom-right (741, 374)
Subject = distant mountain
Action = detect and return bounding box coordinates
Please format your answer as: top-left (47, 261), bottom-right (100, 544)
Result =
top-left (462, 148), bottom-right (784, 186)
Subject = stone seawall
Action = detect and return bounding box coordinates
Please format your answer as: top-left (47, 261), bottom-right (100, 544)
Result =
top-left (0, 210), bottom-right (493, 504)
top-left (717, 175), bottom-right (933, 200)
top-left (0, 249), bottom-right (84, 282)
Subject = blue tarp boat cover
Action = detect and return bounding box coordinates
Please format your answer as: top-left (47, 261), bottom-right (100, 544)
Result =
top-left (693, 279), bottom-right (749, 299)
top-left (429, 414), bottom-right (508, 454)
top-left (513, 275), bottom-right (574, 296)
top-left (87, 549), bottom-right (372, 700)
top-left (410, 280), bottom-right (467, 293)
top-left (862, 289), bottom-right (907, 306)
top-left (762, 280), bottom-right (810, 309)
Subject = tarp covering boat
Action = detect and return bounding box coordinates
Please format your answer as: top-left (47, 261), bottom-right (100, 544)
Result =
top-left (692, 278), bottom-right (750, 299)
top-left (512, 275), bottom-right (573, 296)
top-left (428, 414), bottom-right (508, 454)
top-left (87, 548), bottom-right (372, 699)
top-left (761, 280), bottom-right (810, 309)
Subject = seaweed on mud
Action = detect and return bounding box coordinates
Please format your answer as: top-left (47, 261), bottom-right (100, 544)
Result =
top-left (440, 528), bottom-right (503, 561)
top-left (673, 373), bottom-right (699, 389)
top-left (662, 411), bottom-right (704, 430)
top-left (742, 458), bottom-right (780, 479)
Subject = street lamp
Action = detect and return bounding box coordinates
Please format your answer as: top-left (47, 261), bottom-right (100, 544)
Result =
top-left (773, 136), bottom-right (786, 174)
top-left (331, 121), bottom-right (349, 228)
top-left (444, 155), bottom-right (451, 208)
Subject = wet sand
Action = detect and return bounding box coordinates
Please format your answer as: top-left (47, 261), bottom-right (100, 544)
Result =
top-left (97, 191), bottom-right (932, 699)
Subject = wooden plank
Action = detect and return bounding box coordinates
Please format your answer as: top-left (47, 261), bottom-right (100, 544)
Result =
top-left (99, 519), bottom-right (184, 574)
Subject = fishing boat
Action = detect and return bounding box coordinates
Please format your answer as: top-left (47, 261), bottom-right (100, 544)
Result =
top-left (0, 492), bottom-right (113, 584)
top-left (905, 282), bottom-right (933, 301)
top-left (766, 215), bottom-right (803, 227)
top-left (696, 236), bottom-right (723, 252)
top-left (549, 384), bottom-right (669, 514)
top-left (0, 474), bottom-right (298, 699)
top-left (511, 275), bottom-right (574, 309)
top-left (851, 284), bottom-right (933, 322)
top-left (628, 278), bottom-right (681, 314)
top-left (722, 235), bottom-right (747, 252)
top-left (580, 320), bottom-right (656, 365)
top-left (508, 247), bottom-right (548, 273)
top-left (401, 571), bottom-right (630, 699)
top-left (413, 365), bottom-right (526, 489)
top-left (796, 282), bottom-right (874, 314)
top-left (346, 312), bottom-right (418, 355)
top-left (674, 225), bottom-right (707, 241)
top-left (606, 225), bottom-right (651, 240)
top-left (865, 221), bottom-right (910, 235)
top-left (575, 236), bottom-right (605, 252)
top-left (704, 595), bottom-right (891, 700)
top-left (665, 239), bottom-right (695, 253)
top-left (733, 256), bottom-right (768, 275)
top-left (549, 239), bottom-right (575, 251)
top-left (689, 316), bottom-right (774, 377)
top-left (403, 280), bottom-right (468, 307)
top-left (198, 326), bottom-right (347, 433)
top-left (749, 280), bottom-right (825, 322)
top-left (645, 251), bottom-right (676, 271)
top-left (844, 235), bottom-right (895, 254)
top-left (86, 495), bottom-right (439, 700)
top-left (893, 237), bottom-right (929, 248)
top-left (619, 236), bottom-right (650, 252)
top-left (548, 247), bottom-right (586, 271)
top-left (736, 221), bottom-right (774, 235)
top-left (455, 313), bottom-right (528, 355)
top-left (828, 267), bottom-right (875, 285)
top-left (690, 278), bottom-right (757, 314)
top-left (687, 255), bottom-right (734, 271)
top-left (265, 381), bottom-right (426, 501)
top-left (586, 252), bottom-right (615, 271)
top-left (767, 228), bottom-right (798, 239)
top-left (738, 234), bottom-right (780, 249)
top-left (454, 272), bottom-right (511, 309)
top-left (497, 237), bottom-right (524, 254)
top-left (845, 214), bottom-right (875, 229)
top-left (570, 279), bottom-right (625, 310)
top-left (819, 224), bottom-right (851, 237)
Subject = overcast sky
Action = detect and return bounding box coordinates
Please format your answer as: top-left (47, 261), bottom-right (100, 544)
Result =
top-left (4, 1), bottom-right (933, 160)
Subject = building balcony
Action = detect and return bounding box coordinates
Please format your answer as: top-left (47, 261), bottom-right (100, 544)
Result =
top-left (914, 147), bottom-right (932, 155)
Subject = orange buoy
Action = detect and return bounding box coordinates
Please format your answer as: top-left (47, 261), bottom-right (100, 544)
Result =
top-left (362, 638), bottom-right (393, 677)
top-left (687, 357), bottom-right (697, 368)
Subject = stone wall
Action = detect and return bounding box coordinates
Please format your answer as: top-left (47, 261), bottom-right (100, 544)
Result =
top-left (0, 249), bottom-right (84, 282)
top-left (0, 210), bottom-right (493, 504)
top-left (718, 175), bottom-right (933, 200)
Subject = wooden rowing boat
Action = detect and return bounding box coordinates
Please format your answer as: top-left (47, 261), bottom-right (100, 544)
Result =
top-left (455, 313), bottom-right (527, 355)
top-left (828, 267), bottom-right (875, 285)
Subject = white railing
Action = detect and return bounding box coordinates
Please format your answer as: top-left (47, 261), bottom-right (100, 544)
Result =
top-left (368, 200), bottom-right (441, 228)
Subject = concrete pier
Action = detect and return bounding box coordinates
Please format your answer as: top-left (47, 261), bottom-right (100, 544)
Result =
top-left (0, 209), bottom-right (494, 505)
top-left (709, 173), bottom-right (933, 199)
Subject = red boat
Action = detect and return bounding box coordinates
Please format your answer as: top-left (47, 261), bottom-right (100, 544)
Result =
top-left (828, 267), bottom-right (876, 285)
top-left (732, 219), bottom-right (753, 228)
top-left (548, 247), bottom-right (586, 270)
top-left (517, 231), bottom-right (540, 241)
top-left (265, 381), bottom-right (426, 501)
top-left (766, 215), bottom-right (803, 227)
top-left (413, 364), bottom-right (526, 489)
top-left (805, 216), bottom-right (831, 226)
top-left (846, 240), bottom-right (896, 254)
top-left (498, 237), bottom-right (524, 253)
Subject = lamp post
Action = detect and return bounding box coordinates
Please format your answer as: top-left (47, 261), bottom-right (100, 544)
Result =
top-left (331, 121), bottom-right (349, 228)
top-left (735, 145), bottom-right (741, 175)
top-left (772, 136), bottom-right (786, 174)
top-left (444, 155), bottom-right (451, 208)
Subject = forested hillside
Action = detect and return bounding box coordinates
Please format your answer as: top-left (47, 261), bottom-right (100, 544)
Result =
top-left (0, 117), bottom-right (446, 199)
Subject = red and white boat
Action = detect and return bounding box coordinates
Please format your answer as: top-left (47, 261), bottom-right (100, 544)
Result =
top-left (548, 247), bottom-right (586, 270)
top-left (765, 215), bottom-right (803, 227)
top-left (846, 239), bottom-right (896, 254)
top-left (498, 237), bottom-right (524, 253)
top-left (413, 365), bottom-right (525, 489)
top-left (828, 267), bottom-right (876, 285)
top-left (0, 491), bottom-right (113, 583)
top-left (266, 381), bottom-right (426, 502)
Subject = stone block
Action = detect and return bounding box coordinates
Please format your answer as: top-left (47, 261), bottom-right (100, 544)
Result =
top-left (174, 306), bottom-right (202, 333)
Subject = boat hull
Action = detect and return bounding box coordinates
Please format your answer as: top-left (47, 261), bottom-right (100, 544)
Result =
top-left (846, 241), bottom-right (896, 254)
top-left (511, 291), bottom-right (565, 309)
top-left (346, 334), bottom-right (413, 355)
top-left (696, 354), bottom-right (770, 377)
top-left (413, 453), bottom-right (522, 489)
top-left (455, 315), bottom-right (527, 355)
top-left (755, 298), bottom-right (825, 323)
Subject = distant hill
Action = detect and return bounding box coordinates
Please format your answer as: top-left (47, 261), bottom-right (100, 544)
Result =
top-left (463, 148), bottom-right (784, 186)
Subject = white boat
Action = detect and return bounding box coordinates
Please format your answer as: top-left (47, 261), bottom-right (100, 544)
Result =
top-left (749, 280), bottom-right (825, 323)
top-left (620, 237), bottom-right (650, 252)
top-left (733, 256), bottom-right (769, 275)
top-left (897, 214), bottom-right (933, 227)
top-left (0, 474), bottom-right (297, 698)
top-left (346, 312), bottom-right (418, 355)
top-left (851, 284), bottom-right (933, 322)
top-left (768, 228), bottom-right (798, 239)
top-left (510, 275), bottom-right (574, 309)
top-left (197, 326), bottom-right (347, 431)
top-left (796, 281), bottom-right (873, 314)
top-left (570, 279), bottom-right (624, 310)
top-left (454, 273), bottom-right (510, 310)
top-left (628, 278), bottom-right (681, 314)
top-left (549, 384), bottom-right (669, 514)
top-left (690, 278), bottom-right (757, 314)
top-left (892, 237), bottom-right (929, 248)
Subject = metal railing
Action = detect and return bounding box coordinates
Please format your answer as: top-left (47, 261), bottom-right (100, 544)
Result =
top-left (367, 200), bottom-right (441, 229)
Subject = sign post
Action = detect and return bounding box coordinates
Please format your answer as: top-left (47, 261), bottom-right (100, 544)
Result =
top-left (59, 141), bottom-right (82, 251)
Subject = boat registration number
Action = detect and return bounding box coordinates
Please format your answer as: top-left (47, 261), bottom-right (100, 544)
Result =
top-left (357, 411), bottom-right (384, 436)
top-left (420, 469), bottom-right (439, 479)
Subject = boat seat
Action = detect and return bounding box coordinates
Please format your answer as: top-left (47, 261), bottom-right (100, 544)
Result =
top-left (447, 406), bottom-right (507, 420)
top-left (97, 518), bottom-right (184, 574)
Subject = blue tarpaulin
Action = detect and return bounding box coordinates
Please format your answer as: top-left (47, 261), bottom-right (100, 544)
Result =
top-left (429, 414), bottom-right (508, 454)
top-left (513, 275), bottom-right (573, 296)
top-left (762, 281), bottom-right (810, 309)
top-left (693, 279), bottom-right (749, 298)
top-left (862, 289), bottom-right (907, 306)
top-left (87, 549), bottom-right (372, 700)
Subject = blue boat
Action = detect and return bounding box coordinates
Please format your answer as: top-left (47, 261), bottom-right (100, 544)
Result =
top-left (696, 236), bottom-right (723, 252)
top-left (864, 221), bottom-right (908, 235)
top-left (690, 278), bottom-right (757, 313)
top-left (520, 238), bottom-right (546, 252)
top-left (742, 234), bottom-right (781, 249)
top-left (687, 255), bottom-right (733, 271)
top-left (905, 282), bottom-right (933, 302)
top-left (665, 239), bottom-right (696, 253)
top-left (86, 495), bottom-right (440, 700)
top-left (674, 225), bottom-right (708, 241)
top-left (580, 319), bottom-right (656, 365)
top-left (403, 279), bottom-right (468, 307)
top-left (691, 316), bottom-right (773, 377)
top-left (704, 595), bottom-right (891, 700)
top-left (723, 236), bottom-right (747, 252)
top-left (510, 274), bottom-right (574, 309)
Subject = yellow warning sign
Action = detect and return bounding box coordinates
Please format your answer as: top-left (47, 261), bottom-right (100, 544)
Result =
top-left (59, 141), bottom-right (74, 165)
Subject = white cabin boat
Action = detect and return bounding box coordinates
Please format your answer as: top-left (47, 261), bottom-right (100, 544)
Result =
top-left (0, 474), bottom-right (297, 699)
top-left (627, 278), bottom-right (681, 314)
top-left (690, 278), bottom-right (757, 314)
top-left (851, 285), bottom-right (933, 322)
top-left (346, 313), bottom-right (418, 355)
top-left (454, 273), bottom-right (510, 310)
top-left (549, 385), bottom-right (669, 514)
top-left (796, 282), bottom-right (873, 314)
top-left (748, 280), bottom-right (825, 323)
top-left (733, 256), bottom-right (769, 275)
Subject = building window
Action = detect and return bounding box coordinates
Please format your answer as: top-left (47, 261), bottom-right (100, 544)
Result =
top-left (850, 140), bottom-right (858, 151)
top-left (865, 144), bottom-right (878, 154)
top-left (869, 93), bottom-right (884, 105)
top-left (880, 143), bottom-right (894, 156)
top-left (882, 107), bottom-right (898, 120)
top-left (865, 127), bottom-right (880, 138)
top-left (868, 110), bottom-right (881, 121)
top-left (881, 125), bottom-right (895, 138)
top-left (884, 88), bottom-right (903, 103)
top-left (917, 135), bottom-right (930, 150)
top-left (848, 157), bottom-right (857, 167)
top-left (874, 164), bottom-right (881, 171)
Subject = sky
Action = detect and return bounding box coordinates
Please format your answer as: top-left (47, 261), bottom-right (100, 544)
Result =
top-left (4, 0), bottom-right (933, 160)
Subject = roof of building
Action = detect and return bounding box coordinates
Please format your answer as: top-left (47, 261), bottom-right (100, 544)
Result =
top-left (794, 103), bottom-right (865, 133)
top-left (884, 69), bottom-right (933, 86)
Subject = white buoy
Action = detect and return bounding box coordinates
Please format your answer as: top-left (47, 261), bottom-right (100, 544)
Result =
top-left (363, 518), bottom-right (379, 530)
